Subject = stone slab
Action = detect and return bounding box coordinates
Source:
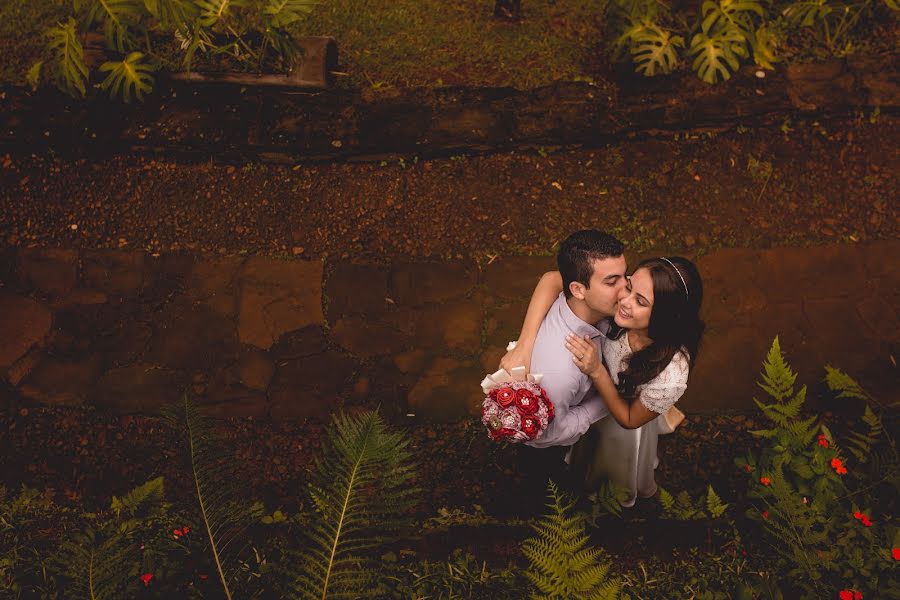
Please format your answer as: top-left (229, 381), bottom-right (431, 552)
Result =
top-left (237, 257), bottom-right (324, 349)
top-left (0, 293), bottom-right (51, 369)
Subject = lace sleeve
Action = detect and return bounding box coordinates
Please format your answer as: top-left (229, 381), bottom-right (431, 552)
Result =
top-left (638, 352), bottom-right (690, 414)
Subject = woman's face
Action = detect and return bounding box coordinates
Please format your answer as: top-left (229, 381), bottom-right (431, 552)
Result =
top-left (614, 267), bottom-right (653, 330)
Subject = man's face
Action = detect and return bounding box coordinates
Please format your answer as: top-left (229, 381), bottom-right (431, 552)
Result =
top-left (570, 255), bottom-right (627, 318)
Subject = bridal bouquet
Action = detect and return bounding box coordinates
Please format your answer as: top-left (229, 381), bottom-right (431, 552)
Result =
top-left (480, 364), bottom-right (554, 443)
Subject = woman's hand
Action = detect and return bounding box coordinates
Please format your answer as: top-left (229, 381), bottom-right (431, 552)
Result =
top-left (500, 341), bottom-right (532, 374)
top-left (565, 334), bottom-right (605, 379)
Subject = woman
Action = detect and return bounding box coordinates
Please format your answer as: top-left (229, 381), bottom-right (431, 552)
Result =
top-left (501, 257), bottom-right (704, 506)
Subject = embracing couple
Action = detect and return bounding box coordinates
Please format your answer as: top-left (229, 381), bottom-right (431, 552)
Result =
top-left (500, 229), bottom-right (704, 507)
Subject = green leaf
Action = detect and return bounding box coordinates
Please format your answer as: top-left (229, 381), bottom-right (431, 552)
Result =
top-left (47, 18), bottom-right (89, 98)
top-left (143, 0), bottom-right (198, 30)
top-left (196, 0), bottom-right (245, 27)
top-left (631, 25), bottom-right (684, 76)
top-left (750, 24), bottom-right (779, 69)
top-left (83, 0), bottom-right (144, 53)
top-left (99, 52), bottom-right (155, 102)
top-left (782, 0), bottom-right (833, 27)
top-left (27, 61), bottom-right (43, 91)
top-left (523, 481), bottom-right (621, 598)
top-left (824, 366), bottom-right (868, 400)
top-left (701, 0), bottom-right (765, 36)
top-left (110, 477), bottom-right (164, 519)
top-left (262, 0), bottom-right (317, 28)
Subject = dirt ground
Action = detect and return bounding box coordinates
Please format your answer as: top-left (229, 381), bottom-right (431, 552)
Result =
top-left (1, 115), bottom-right (897, 263)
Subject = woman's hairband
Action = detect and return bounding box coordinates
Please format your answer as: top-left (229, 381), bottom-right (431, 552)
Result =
top-left (660, 257), bottom-right (689, 297)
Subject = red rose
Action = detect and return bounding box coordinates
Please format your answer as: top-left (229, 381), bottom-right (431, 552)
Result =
top-left (892, 547), bottom-right (900, 560)
top-left (489, 427), bottom-right (516, 441)
top-left (545, 398), bottom-right (555, 422)
top-left (515, 389), bottom-right (539, 415)
top-left (521, 416), bottom-right (540, 438)
top-left (496, 387), bottom-right (516, 407)
top-left (140, 573), bottom-right (153, 586)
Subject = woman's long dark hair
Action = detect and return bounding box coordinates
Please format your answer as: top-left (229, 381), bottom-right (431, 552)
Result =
top-left (608, 256), bottom-right (705, 403)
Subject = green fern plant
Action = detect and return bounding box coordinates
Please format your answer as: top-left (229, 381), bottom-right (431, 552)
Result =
top-left (288, 410), bottom-right (418, 599)
top-left (739, 340), bottom-right (899, 597)
top-left (658, 485), bottom-right (728, 520)
top-left (522, 481), bottom-right (621, 600)
top-left (52, 477), bottom-right (166, 599)
top-left (170, 395), bottom-right (256, 600)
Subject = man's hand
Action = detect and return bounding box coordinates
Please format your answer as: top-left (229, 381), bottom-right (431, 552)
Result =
top-left (499, 341), bottom-right (532, 374)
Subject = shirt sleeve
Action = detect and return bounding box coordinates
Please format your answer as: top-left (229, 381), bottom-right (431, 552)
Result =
top-left (638, 352), bottom-right (690, 414)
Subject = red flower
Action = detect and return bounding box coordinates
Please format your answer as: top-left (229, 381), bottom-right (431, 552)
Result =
top-left (543, 394), bottom-right (555, 422)
top-left (744, 464), bottom-right (752, 473)
top-left (521, 416), bottom-right (540, 438)
top-left (496, 387), bottom-right (516, 408)
top-left (861, 516), bottom-right (872, 527)
top-left (761, 510), bottom-right (769, 519)
top-left (839, 591), bottom-right (852, 600)
top-left (759, 477), bottom-right (771, 486)
top-left (140, 573), bottom-right (153, 586)
top-left (853, 511), bottom-right (863, 519)
top-left (817, 434), bottom-right (829, 448)
top-left (183, 526), bottom-right (190, 534)
top-left (892, 547), bottom-right (900, 560)
top-left (489, 427), bottom-right (516, 441)
top-left (515, 389), bottom-right (539, 415)
top-left (831, 457), bottom-right (847, 475)
top-left (854, 592), bottom-right (863, 600)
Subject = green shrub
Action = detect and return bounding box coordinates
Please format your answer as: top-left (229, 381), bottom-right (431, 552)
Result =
top-left (735, 337), bottom-right (899, 599)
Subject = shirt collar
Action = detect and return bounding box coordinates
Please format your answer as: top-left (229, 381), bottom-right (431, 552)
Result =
top-left (555, 292), bottom-right (602, 340)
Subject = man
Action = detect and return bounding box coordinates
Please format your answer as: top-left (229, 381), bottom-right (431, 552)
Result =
top-left (522, 230), bottom-right (627, 449)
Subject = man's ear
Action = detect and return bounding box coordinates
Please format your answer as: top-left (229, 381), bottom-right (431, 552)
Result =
top-left (569, 281), bottom-right (586, 300)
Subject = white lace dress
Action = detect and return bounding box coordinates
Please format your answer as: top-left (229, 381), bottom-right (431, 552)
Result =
top-left (581, 332), bottom-right (690, 507)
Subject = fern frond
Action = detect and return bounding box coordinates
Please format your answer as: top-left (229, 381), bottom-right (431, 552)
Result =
top-left (99, 52), bottom-right (155, 102)
top-left (289, 410), bottom-right (418, 600)
top-left (523, 481), bottom-right (621, 599)
top-left (110, 476), bottom-right (163, 519)
top-left (824, 366), bottom-right (868, 401)
top-left (171, 395), bottom-right (254, 600)
top-left (757, 337), bottom-right (797, 401)
top-left (47, 18), bottom-right (89, 98)
top-left (706, 485), bottom-right (728, 518)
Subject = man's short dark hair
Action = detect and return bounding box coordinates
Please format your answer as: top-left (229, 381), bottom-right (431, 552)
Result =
top-left (557, 230), bottom-right (625, 299)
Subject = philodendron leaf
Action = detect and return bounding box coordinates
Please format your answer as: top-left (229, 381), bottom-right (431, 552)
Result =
top-left (631, 25), bottom-right (684, 76)
top-left (99, 52), bottom-right (155, 102)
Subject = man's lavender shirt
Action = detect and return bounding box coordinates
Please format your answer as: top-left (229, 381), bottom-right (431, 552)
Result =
top-left (525, 292), bottom-right (610, 448)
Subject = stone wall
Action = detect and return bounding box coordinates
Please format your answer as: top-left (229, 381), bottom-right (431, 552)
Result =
top-left (1, 241), bottom-right (897, 419)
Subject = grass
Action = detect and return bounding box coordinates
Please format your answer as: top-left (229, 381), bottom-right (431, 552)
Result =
top-left (296, 0), bottom-right (609, 89)
top-left (0, 1), bottom-right (67, 86)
